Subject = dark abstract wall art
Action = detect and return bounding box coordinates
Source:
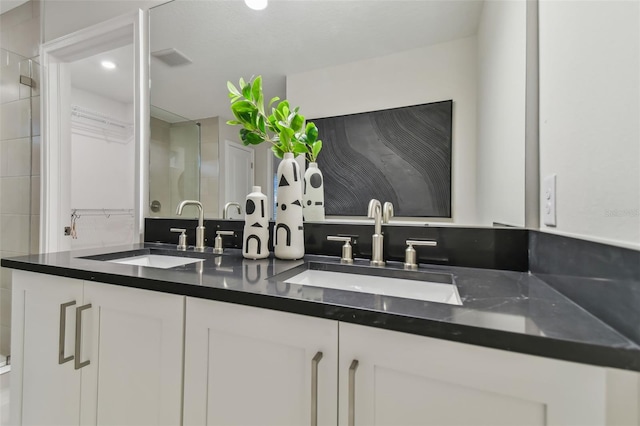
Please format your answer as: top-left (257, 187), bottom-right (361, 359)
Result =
top-left (314, 100), bottom-right (453, 217)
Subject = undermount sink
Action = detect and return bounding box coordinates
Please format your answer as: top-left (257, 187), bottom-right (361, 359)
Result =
top-left (283, 263), bottom-right (462, 306)
top-left (106, 254), bottom-right (204, 269)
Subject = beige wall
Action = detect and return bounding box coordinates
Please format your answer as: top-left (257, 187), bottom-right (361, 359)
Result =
top-left (539, 0), bottom-right (640, 248)
top-left (0, 0), bottom-right (41, 358)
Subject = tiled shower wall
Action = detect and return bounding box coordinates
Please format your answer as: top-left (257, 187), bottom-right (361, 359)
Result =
top-left (0, 0), bottom-right (41, 359)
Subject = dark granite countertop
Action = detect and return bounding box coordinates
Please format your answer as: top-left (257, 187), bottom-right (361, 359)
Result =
top-left (2, 243), bottom-right (639, 372)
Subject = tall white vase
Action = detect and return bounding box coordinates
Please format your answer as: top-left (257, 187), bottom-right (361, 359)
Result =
top-left (303, 162), bottom-right (325, 221)
top-left (274, 153), bottom-right (305, 259)
top-left (243, 186), bottom-right (270, 259)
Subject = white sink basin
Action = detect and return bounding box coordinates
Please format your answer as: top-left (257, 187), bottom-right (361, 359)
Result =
top-left (107, 254), bottom-right (204, 269)
top-left (285, 269), bottom-right (462, 306)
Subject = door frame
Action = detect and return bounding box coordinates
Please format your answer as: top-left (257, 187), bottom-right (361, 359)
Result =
top-left (40, 10), bottom-right (149, 253)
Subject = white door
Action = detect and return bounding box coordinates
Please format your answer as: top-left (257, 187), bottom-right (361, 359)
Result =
top-left (11, 271), bottom-right (84, 426)
top-left (79, 282), bottom-right (184, 426)
top-left (223, 140), bottom-right (254, 218)
top-left (184, 298), bottom-right (338, 426)
top-left (339, 322), bottom-right (607, 426)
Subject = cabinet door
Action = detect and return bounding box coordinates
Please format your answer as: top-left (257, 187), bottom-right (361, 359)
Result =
top-left (339, 323), bottom-right (607, 426)
top-left (79, 282), bottom-right (184, 426)
top-left (11, 271), bottom-right (84, 426)
top-left (184, 298), bottom-right (338, 426)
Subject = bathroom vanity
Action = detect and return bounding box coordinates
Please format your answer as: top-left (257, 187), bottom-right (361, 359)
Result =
top-left (3, 240), bottom-right (639, 425)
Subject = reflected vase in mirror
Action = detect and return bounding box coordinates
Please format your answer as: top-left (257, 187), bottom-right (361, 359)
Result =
top-left (303, 162), bottom-right (325, 221)
top-left (274, 153), bottom-right (305, 259)
top-left (243, 186), bottom-right (270, 259)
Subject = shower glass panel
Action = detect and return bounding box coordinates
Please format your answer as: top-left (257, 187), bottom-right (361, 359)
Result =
top-left (149, 105), bottom-right (201, 217)
top-left (0, 49), bottom-right (38, 369)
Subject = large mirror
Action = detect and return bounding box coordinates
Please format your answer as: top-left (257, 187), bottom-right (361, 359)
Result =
top-left (149, 0), bottom-right (529, 226)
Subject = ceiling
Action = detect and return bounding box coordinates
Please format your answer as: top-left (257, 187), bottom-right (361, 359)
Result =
top-left (60, 0), bottom-right (484, 121)
top-left (69, 44), bottom-right (134, 105)
top-left (0, 0), bottom-right (29, 15)
top-left (149, 0), bottom-right (485, 121)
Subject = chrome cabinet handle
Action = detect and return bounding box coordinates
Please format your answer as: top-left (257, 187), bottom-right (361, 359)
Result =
top-left (74, 303), bottom-right (92, 370)
top-left (58, 301), bottom-right (76, 364)
top-left (311, 351), bottom-right (323, 426)
top-left (348, 359), bottom-right (359, 426)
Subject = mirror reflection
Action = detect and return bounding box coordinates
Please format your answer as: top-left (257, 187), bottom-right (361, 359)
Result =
top-left (149, 105), bottom-right (201, 218)
top-left (149, 0), bottom-right (527, 226)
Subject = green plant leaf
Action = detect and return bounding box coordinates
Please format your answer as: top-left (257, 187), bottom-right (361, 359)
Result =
top-left (251, 76), bottom-right (262, 103)
top-left (277, 100), bottom-right (290, 119)
top-left (290, 113), bottom-right (304, 132)
top-left (239, 77), bottom-right (246, 89)
top-left (273, 108), bottom-right (285, 122)
top-left (305, 122), bottom-right (318, 143)
top-left (271, 145), bottom-right (285, 159)
top-left (268, 96), bottom-right (280, 109)
top-left (231, 100), bottom-right (255, 113)
top-left (312, 140), bottom-right (322, 160)
top-left (240, 129), bottom-right (264, 145)
top-left (241, 82), bottom-right (251, 99)
top-left (226, 120), bottom-right (242, 126)
top-left (227, 81), bottom-right (241, 97)
top-left (292, 141), bottom-right (308, 155)
top-left (279, 127), bottom-right (294, 146)
top-left (257, 115), bottom-right (266, 134)
top-left (232, 109), bottom-right (252, 125)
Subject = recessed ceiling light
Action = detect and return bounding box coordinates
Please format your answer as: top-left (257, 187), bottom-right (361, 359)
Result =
top-left (101, 60), bottom-right (117, 70)
top-left (245, 0), bottom-right (267, 11)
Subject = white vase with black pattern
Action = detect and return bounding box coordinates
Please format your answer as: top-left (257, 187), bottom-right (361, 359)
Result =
top-left (274, 153), bottom-right (305, 259)
top-left (303, 162), bottom-right (325, 221)
top-left (243, 186), bottom-right (270, 259)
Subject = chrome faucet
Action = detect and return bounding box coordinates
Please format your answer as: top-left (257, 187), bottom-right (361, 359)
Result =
top-left (176, 200), bottom-right (206, 251)
top-left (367, 199), bottom-right (385, 266)
top-left (223, 202), bottom-right (242, 219)
top-left (383, 202), bottom-right (394, 224)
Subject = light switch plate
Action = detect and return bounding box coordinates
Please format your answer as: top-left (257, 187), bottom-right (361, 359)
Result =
top-left (543, 174), bottom-right (556, 227)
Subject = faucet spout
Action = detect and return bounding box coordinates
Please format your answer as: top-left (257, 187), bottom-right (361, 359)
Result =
top-left (367, 199), bottom-right (382, 235)
top-left (383, 202), bottom-right (394, 224)
top-left (223, 202), bottom-right (242, 219)
top-left (367, 199), bottom-right (385, 266)
top-left (176, 200), bottom-right (205, 250)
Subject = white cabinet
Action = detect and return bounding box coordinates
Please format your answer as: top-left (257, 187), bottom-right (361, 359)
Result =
top-left (11, 271), bottom-right (83, 425)
top-left (12, 269), bottom-right (639, 426)
top-left (184, 297), bottom-right (338, 426)
top-left (338, 323), bottom-right (636, 426)
top-left (11, 270), bottom-right (184, 425)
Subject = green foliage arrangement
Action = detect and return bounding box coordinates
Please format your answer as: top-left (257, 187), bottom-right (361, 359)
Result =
top-left (226, 76), bottom-right (322, 162)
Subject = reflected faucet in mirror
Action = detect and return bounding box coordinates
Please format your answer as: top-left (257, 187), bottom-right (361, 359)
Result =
top-left (176, 200), bottom-right (205, 251)
top-left (383, 202), bottom-right (394, 224)
top-left (223, 202), bottom-right (242, 219)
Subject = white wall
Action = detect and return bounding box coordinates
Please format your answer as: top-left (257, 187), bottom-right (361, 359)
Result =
top-left (476, 0), bottom-right (527, 227)
top-left (287, 36), bottom-right (478, 224)
top-left (539, 0), bottom-right (640, 248)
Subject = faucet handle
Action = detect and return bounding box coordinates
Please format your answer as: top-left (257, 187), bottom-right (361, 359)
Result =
top-left (327, 236), bottom-right (353, 264)
top-left (214, 230), bottom-right (235, 254)
top-left (170, 228), bottom-right (188, 251)
top-left (404, 239), bottom-right (437, 270)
